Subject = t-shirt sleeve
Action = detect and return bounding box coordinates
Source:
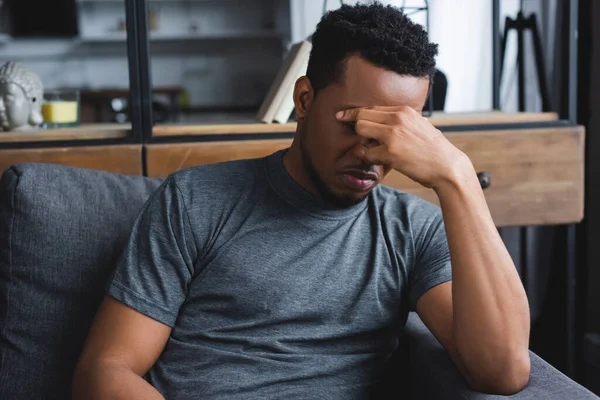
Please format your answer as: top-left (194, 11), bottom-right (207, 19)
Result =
top-left (408, 211), bottom-right (452, 311)
top-left (107, 176), bottom-right (198, 327)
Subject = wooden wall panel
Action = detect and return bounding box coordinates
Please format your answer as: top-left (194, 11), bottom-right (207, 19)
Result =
top-left (147, 126), bottom-right (584, 227)
top-left (0, 145), bottom-right (142, 176)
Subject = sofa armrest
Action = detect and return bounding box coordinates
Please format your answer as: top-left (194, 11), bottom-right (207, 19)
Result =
top-left (405, 312), bottom-right (599, 400)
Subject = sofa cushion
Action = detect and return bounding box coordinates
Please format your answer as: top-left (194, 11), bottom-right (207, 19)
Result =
top-left (404, 313), bottom-right (600, 399)
top-left (0, 163), bottom-right (162, 400)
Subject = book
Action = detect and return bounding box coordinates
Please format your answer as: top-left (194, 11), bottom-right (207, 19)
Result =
top-left (272, 55), bottom-right (310, 124)
top-left (256, 40), bottom-right (312, 124)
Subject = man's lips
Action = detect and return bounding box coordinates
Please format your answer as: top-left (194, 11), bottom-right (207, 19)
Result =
top-left (340, 169), bottom-right (378, 191)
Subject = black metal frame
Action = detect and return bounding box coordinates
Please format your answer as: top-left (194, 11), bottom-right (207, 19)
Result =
top-left (125, 0), bottom-right (153, 146)
top-left (492, 0), bottom-right (501, 110)
top-left (500, 11), bottom-right (551, 112)
top-left (566, 0), bottom-right (580, 380)
top-left (124, 0), bottom-right (143, 144)
top-left (0, 1), bottom-right (577, 145)
top-left (124, 0), bottom-right (153, 175)
top-left (577, 0), bottom-right (600, 391)
top-left (492, 0), bottom-right (581, 380)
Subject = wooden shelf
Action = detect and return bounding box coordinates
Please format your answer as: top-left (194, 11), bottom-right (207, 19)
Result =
top-left (154, 122), bottom-right (296, 136)
top-left (0, 124), bottom-right (131, 143)
top-left (0, 112), bottom-right (560, 143)
top-left (426, 111), bottom-right (558, 126)
top-left (153, 112), bottom-right (560, 137)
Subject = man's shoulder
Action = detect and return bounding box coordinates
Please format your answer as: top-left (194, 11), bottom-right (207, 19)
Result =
top-left (171, 157), bottom-right (264, 183)
top-left (165, 156), bottom-right (266, 204)
top-left (372, 184), bottom-right (444, 236)
top-left (374, 184), bottom-right (441, 216)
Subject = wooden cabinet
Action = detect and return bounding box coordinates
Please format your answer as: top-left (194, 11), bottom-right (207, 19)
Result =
top-left (0, 115), bottom-right (585, 228)
top-left (0, 145), bottom-right (142, 176)
top-left (146, 139), bottom-right (293, 177)
top-left (381, 126), bottom-right (584, 227)
top-left (146, 126), bottom-right (584, 228)
top-left (0, 125), bottom-right (140, 175)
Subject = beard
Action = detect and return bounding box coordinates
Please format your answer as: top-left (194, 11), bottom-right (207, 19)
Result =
top-left (299, 136), bottom-right (368, 209)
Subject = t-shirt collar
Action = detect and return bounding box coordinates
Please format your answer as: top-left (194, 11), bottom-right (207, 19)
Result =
top-left (264, 149), bottom-right (368, 220)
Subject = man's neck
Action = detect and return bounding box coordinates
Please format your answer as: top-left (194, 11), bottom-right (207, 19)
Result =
top-left (282, 142), bottom-right (320, 197)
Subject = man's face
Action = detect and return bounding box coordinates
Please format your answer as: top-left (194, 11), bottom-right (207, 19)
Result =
top-left (297, 55), bottom-right (430, 207)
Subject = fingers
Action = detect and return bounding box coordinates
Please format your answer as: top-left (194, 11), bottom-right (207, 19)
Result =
top-left (363, 145), bottom-right (394, 166)
top-left (364, 105), bottom-right (419, 113)
top-left (336, 105), bottom-right (417, 123)
top-left (336, 108), bottom-right (398, 126)
top-left (352, 119), bottom-right (391, 143)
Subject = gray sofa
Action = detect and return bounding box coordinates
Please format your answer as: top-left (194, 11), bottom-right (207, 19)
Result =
top-left (0, 163), bottom-right (597, 400)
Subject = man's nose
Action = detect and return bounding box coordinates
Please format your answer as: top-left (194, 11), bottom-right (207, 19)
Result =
top-left (350, 142), bottom-right (373, 163)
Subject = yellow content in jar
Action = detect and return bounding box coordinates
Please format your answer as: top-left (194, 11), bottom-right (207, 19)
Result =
top-left (42, 101), bottom-right (78, 124)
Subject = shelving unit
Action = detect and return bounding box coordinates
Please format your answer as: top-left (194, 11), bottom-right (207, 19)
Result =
top-left (0, 0), bottom-right (291, 111)
top-left (76, 0), bottom-right (288, 44)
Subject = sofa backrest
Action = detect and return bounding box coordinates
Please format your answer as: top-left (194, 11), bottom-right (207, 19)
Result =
top-left (0, 164), bottom-right (162, 399)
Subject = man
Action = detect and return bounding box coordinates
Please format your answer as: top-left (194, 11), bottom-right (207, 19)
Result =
top-left (73, 3), bottom-right (531, 399)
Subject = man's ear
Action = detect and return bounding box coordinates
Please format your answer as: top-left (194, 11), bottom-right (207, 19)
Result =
top-left (293, 76), bottom-right (314, 120)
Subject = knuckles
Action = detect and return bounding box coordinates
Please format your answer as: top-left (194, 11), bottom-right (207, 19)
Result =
top-left (355, 108), bottom-right (367, 122)
top-left (390, 112), bottom-right (404, 125)
top-left (389, 125), bottom-right (403, 139)
top-left (355, 119), bottom-right (367, 131)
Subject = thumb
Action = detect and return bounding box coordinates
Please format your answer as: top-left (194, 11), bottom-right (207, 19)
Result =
top-left (335, 109), bottom-right (357, 121)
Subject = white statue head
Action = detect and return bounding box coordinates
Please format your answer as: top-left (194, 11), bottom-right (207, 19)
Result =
top-left (0, 61), bottom-right (44, 131)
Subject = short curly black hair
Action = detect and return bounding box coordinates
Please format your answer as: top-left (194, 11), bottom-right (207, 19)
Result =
top-left (306, 2), bottom-right (438, 94)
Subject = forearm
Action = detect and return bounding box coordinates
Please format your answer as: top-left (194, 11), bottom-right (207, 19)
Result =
top-left (72, 360), bottom-right (165, 400)
top-left (435, 160), bottom-right (531, 393)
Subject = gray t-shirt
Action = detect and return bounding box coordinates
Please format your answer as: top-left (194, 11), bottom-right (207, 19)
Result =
top-left (107, 149), bottom-right (452, 399)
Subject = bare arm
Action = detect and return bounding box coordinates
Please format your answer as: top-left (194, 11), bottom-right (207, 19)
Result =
top-left (337, 105), bottom-right (531, 394)
top-left (72, 295), bottom-right (172, 400)
top-left (416, 166), bottom-right (530, 394)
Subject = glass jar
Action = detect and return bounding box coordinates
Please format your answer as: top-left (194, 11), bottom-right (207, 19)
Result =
top-left (42, 89), bottom-right (80, 129)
